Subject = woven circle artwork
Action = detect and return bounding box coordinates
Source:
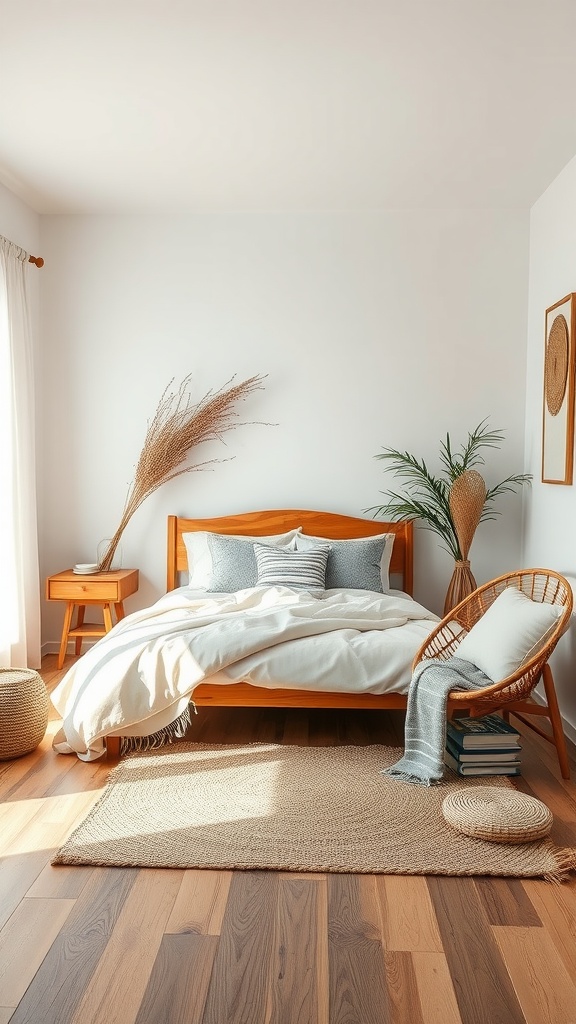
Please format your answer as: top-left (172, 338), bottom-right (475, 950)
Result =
top-left (442, 787), bottom-right (553, 844)
top-left (0, 668), bottom-right (49, 760)
top-left (545, 314), bottom-right (569, 417)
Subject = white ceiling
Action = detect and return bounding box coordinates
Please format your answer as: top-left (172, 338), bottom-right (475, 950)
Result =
top-left (2, 1), bottom-right (576, 214)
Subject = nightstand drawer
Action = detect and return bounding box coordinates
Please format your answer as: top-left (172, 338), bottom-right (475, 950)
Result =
top-left (46, 568), bottom-right (139, 605)
top-left (47, 578), bottom-right (124, 602)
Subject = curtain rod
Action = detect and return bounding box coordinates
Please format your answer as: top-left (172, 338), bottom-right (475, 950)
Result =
top-left (0, 232), bottom-right (44, 267)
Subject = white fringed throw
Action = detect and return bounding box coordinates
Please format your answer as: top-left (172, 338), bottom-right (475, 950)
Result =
top-left (383, 656), bottom-right (493, 785)
top-left (119, 703), bottom-right (195, 755)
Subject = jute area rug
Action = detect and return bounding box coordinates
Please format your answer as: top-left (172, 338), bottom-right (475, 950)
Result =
top-left (53, 742), bottom-right (574, 880)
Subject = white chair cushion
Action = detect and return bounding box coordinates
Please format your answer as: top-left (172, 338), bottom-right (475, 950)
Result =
top-left (455, 586), bottom-right (561, 682)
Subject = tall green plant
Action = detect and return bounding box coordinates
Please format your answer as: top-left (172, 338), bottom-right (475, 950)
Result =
top-left (368, 419), bottom-right (531, 560)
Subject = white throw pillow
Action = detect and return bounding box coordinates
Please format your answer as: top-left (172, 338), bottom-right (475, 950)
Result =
top-left (455, 586), bottom-right (562, 682)
top-left (183, 529), bottom-right (302, 589)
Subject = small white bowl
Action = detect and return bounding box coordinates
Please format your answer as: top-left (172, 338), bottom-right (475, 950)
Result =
top-left (73, 563), bottom-right (99, 574)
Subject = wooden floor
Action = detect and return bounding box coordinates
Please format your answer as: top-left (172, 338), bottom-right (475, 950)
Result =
top-left (1, 656), bottom-right (576, 1024)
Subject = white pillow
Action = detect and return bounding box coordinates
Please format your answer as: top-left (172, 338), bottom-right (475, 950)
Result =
top-left (182, 528), bottom-right (302, 589)
top-left (455, 586), bottom-right (562, 682)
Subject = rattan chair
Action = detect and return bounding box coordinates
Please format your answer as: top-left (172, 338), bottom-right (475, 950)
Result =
top-left (413, 569), bottom-right (574, 779)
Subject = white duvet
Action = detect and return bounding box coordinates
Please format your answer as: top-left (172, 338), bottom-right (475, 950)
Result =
top-left (51, 585), bottom-right (439, 760)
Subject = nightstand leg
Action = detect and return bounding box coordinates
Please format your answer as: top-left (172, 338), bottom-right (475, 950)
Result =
top-left (58, 602), bottom-right (75, 670)
top-left (103, 604), bottom-right (114, 633)
top-left (114, 601), bottom-right (126, 621)
top-left (74, 605), bottom-right (85, 655)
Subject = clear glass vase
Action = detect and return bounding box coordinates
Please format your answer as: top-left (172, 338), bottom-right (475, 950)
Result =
top-left (97, 538), bottom-right (123, 571)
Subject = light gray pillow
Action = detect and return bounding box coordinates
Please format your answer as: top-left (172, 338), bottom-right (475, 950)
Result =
top-left (254, 543), bottom-right (330, 591)
top-left (295, 532), bottom-right (394, 592)
top-left (206, 533), bottom-right (298, 592)
top-left (183, 528), bottom-right (301, 589)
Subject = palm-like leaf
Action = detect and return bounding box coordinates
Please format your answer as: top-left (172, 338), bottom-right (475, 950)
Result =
top-left (368, 420), bottom-right (531, 560)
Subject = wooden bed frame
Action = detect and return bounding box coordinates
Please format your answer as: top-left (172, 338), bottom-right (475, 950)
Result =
top-left (105, 510), bottom-right (573, 777)
top-left (106, 510), bottom-right (415, 757)
top-left (165, 509), bottom-right (414, 712)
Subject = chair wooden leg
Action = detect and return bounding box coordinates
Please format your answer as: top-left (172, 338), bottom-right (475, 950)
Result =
top-left (541, 663), bottom-right (571, 780)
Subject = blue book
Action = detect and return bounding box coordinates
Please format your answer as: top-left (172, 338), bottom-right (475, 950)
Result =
top-left (444, 750), bottom-right (521, 777)
top-left (445, 737), bottom-right (521, 763)
top-left (446, 714), bottom-right (520, 749)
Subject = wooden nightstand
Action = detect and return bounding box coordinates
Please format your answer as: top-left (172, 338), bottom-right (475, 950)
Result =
top-left (46, 568), bottom-right (139, 669)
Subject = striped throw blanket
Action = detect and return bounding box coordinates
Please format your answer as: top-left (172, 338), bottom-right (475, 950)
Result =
top-left (382, 656), bottom-right (493, 785)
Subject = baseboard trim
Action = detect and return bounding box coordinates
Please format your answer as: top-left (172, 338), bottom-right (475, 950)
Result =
top-left (42, 640), bottom-right (97, 657)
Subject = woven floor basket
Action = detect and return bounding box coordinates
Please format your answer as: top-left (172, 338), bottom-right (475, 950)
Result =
top-left (442, 787), bottom-right (553, 844)
top-left (0, 668), bottom-right (49, 760)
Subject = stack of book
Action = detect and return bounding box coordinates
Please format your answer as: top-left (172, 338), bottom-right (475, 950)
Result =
top-left (444, 714), bottom-right (522, 777)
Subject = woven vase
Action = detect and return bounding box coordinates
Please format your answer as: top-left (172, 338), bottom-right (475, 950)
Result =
top-left (444, 469), bottom-right (487, 615)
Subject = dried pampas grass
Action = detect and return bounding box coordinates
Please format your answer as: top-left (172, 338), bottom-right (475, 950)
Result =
top-left (97, 373), bottom-right (266, 571)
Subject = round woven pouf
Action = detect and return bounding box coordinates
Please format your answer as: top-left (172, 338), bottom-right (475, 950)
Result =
top-left (442, 787), bottom-right (553, 844)
top-left (0, 668), bottom-right (49, 760)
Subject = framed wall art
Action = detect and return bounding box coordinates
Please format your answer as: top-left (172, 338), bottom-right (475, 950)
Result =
top-left (542, 293), bottom-right (576, 485)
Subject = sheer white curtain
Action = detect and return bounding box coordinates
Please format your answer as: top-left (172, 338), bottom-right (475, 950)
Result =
top-left (0, 237), bottom-right (41, 668)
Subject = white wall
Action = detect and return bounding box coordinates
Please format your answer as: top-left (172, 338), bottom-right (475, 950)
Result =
top-left (39, 210), bottom-right (529, 646)
top-left (0, 181), bottom-right (40, 254)
top-left (524, 153), bottom-right (576, 736)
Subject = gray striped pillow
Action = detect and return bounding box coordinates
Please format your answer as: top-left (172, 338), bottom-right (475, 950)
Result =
top-left (254, 543), bottom-right (330, 591)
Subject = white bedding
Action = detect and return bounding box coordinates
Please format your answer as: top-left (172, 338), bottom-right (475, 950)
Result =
top-left (51, 585), bottom-right (439, 760)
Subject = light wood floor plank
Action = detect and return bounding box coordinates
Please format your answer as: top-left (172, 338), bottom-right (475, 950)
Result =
top-left (521, 878), bottom-right (576, 982)
top-left (0, 853), bottom-right (60, 934)
top-left (2, 741), bottom-right (78, 803)
top-left (0, 898), bottom-right (75, 1007)
top-left (71, 868), bottom-right (183, 1024)
top-left (384, 950), bottom-right (424, 1024)
top-left (0, 740), bottom-right (53, 798)
top-left (376, 875), bottom-right (443, 951)
top-left (165, 869), bottom-right (232, 935)
top-left (0, 799), bottom-right (45, 855)
top-left (0, 790), bottom-right (102, 929)
top-left (411, 951), bottom-right (463, 1024)
top-left (26, 863), bottom-right (94, 899)
top-left (493, 924), bottom-right (576, 1024)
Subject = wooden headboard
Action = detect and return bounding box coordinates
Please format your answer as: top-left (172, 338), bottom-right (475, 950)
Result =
top-left (167, 510), bottom-right (413, 595)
